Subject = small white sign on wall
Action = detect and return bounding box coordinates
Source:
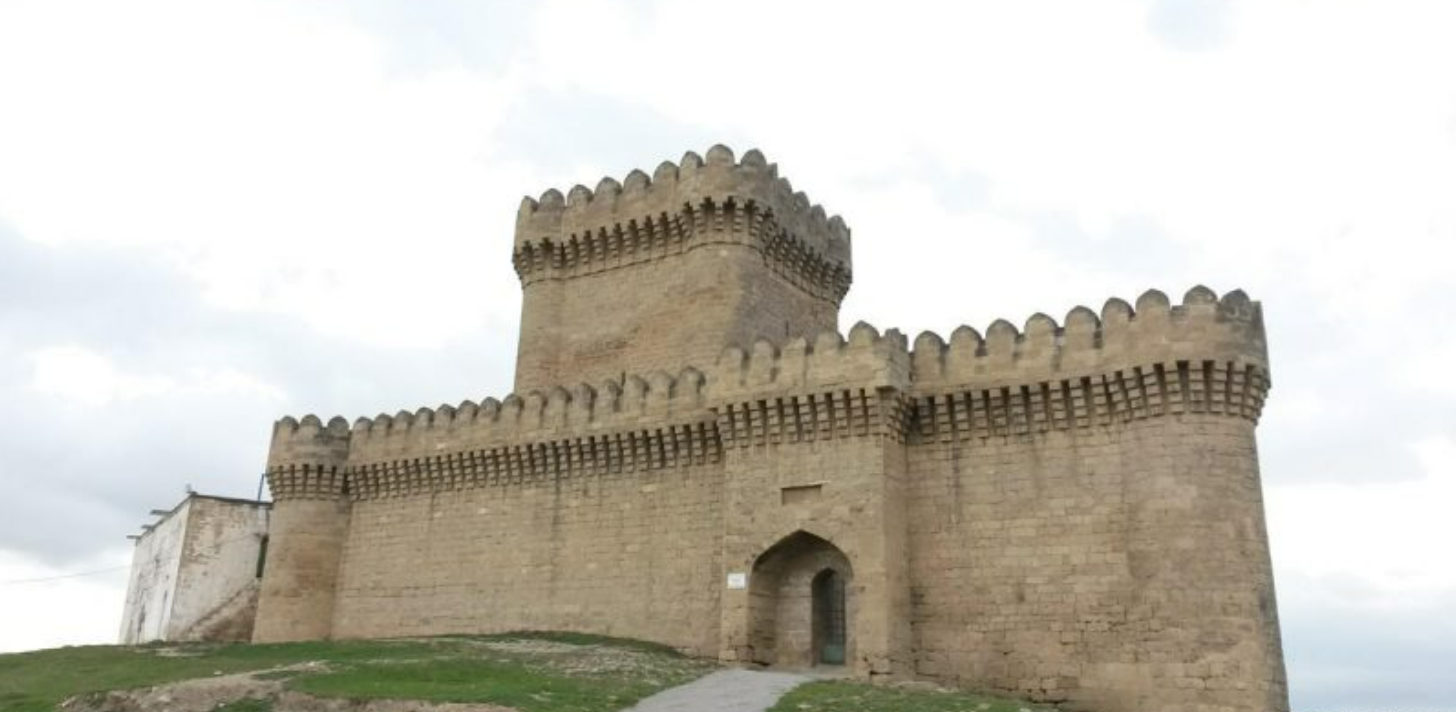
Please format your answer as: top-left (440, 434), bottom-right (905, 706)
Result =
top-left (726, 572), bottom-right (747, 589)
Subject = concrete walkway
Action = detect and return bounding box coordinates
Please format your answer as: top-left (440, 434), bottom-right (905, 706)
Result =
top-left (622, 669), bottom-right (810, 712)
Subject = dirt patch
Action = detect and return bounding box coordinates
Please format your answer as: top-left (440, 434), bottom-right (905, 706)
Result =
top-left (472, 639), bottom-right (693, 678)
top-left (474, 640), bottom-right (586, 656)
top-left (140, 646), bottom-right (207, 658)
top-left (270, 693), bottom-right (517, 712)
top-left (60, 664), bottom-right (517, 712)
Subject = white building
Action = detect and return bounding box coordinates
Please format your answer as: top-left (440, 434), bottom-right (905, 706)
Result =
top-left (119, 494), bottom-right (271, 644)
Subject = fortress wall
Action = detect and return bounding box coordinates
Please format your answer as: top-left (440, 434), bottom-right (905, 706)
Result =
top-left (251, 498), bottom-right (349, 642)
top-left (329, 459), bottom-right (725, 655)
top-left (903, 288), bottom-right (1285, 712)
top-left (716, 437), bottom-right (910, 673)
top-left (709, 324), bottom-right (915, 677)
top-left (261, 368), bottom-right (727, 654)
top-left (254, 416), bottom-right (352, 643)
top-left (906, 417), bottom-right (1284, 712)
top-left (237, 136), bottom-right (1290, 711)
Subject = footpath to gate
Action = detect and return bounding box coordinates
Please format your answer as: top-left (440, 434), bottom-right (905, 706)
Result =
top-left (621, 668), bottom-right (810, 712)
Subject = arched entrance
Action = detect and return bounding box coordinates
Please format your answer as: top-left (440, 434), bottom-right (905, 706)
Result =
top-left (747, 531), bottom-right (852, 668)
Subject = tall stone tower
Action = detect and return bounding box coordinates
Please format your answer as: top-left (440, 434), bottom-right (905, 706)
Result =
top-left (511, 144), bottom-right (850, 392)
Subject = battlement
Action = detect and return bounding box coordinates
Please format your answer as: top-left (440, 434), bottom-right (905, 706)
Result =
top-left (268, 285), bottom-right (1268, 489)
top-left (908, 285), bottom-right (1267, 388)
top-left (701, 285), bottom-right (1266, 399)
top-left (709, 322), bottom-right (910, 401)
top-left (696, 285), bottom-right (1269, 445)
top-left (908, 286), bottom-right (1271, 439)
top-left (268, 415), bottom-right (351, 465)
top-left (268, 367), bottom-right (714, 467)
top-left (512, 145), bottom-right (852, 304)
top-left (709, 323), bottom-right (914, 445)
top-left (266, 415), bottom-right (352, 499)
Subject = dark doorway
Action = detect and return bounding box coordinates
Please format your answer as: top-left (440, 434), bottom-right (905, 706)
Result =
top-left (812, 568), bottom-right (846, 665)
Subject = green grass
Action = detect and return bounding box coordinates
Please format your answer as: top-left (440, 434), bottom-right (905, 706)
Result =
top-left (769, 680), bottom-right (1060, 712)
top-left (0, 632), bottom-right (715, 712)
top-left (292, 657), bottom-right (662, 710)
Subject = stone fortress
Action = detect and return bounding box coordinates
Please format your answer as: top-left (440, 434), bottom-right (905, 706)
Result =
top-left (249, 145), bottom-right (1287, 712)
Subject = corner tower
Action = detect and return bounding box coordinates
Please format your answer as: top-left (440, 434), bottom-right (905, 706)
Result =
top-left (512, 145), bottom-right (851, 392)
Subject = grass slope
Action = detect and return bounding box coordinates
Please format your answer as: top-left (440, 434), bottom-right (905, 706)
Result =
top-left (769, 680), bottom-right (1061, 712)
top-left (2, 633), bottom-right (1062, 712)
top-left (0, 632), bottom-right (714, 712)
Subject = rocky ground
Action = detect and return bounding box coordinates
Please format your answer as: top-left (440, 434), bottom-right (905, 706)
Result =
top-left (60, 663), bottom-right (513, 712)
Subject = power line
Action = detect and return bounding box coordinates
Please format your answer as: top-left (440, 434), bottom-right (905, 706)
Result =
top-left (1, 564), bottom-right (130, 586)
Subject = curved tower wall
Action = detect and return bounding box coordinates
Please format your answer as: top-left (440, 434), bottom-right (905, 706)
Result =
top-left (904, 288), bottom-right (1286, 711)
top-left (252, 416), bottom-right (352, 643)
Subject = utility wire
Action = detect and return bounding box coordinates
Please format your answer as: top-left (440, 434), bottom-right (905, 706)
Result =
top-left (1, 564), bottom-right (130, 585)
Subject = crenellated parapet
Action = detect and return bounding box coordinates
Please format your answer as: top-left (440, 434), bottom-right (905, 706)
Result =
top-left (266, 286), bottom-right (1269, 498)
top-left (344, 367), bottom-right (710, 458)
top-left (513, 145), bottom-right (853, 304)
top-left (267, 368), bottom-right (721, 502)
top-left (708, 322), bottom-right (914, 446)
top-left (267, 415), bottom-right (352, 500)
top-left (908, 286), bottom-right (1270, 440)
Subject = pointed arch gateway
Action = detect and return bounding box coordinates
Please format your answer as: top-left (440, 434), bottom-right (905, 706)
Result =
top-left (748, 531), bottom-right (853, 668)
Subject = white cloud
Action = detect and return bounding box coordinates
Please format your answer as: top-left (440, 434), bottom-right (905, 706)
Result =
top-left (0, 0), bottom-right (527, 348)
top-left (0, 548), bottom-right (130, 653)
top-left (29, 345), bottom-right (285, 407)
top-left (1268, 435), bottom-right (1456, 609)
top-left (511, 1), bottom-right (1456, 342)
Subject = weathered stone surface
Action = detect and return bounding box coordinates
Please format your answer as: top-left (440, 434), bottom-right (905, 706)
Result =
top-left (252, 146), bottom-right (1288, 712)
top-left (120, 495), bottom-right (270, 644)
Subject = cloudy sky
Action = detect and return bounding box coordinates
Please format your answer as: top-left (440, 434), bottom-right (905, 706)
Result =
top-left (0, 1), bottom-right (1452, 709)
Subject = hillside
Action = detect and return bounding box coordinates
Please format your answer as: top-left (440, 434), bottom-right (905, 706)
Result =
top-left (0, 633), bottom-right (1058, 712)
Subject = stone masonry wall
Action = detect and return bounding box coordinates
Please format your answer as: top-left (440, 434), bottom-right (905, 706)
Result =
top-left (169, 497), bottom-right (270, 642)
top-left (119, 499), bottom-right (190, 644)
top-left (121, 495), bottom-right (270, 644)
top-left (251, 144), bottom-right (1287, 712)
top-left (709, 323), bottom-right (915, 679)
top-left (258, 367), bottom-right (728, 655)
top-left (253, 418), bottom-right (352, 643)
top-left (518, 246), bottom-right (836, 391)
top-left (512, 145), bottom-right (848, 392)
top-left (902, 287), bottom-right (1285, 712)
top-left (330, 458), bottom-right (724, 653)
top-left (907, 417), bottom-right (1284, 711)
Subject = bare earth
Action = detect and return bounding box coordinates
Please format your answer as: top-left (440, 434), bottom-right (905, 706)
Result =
top-left (59, 665), bottom-right (517, 712)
